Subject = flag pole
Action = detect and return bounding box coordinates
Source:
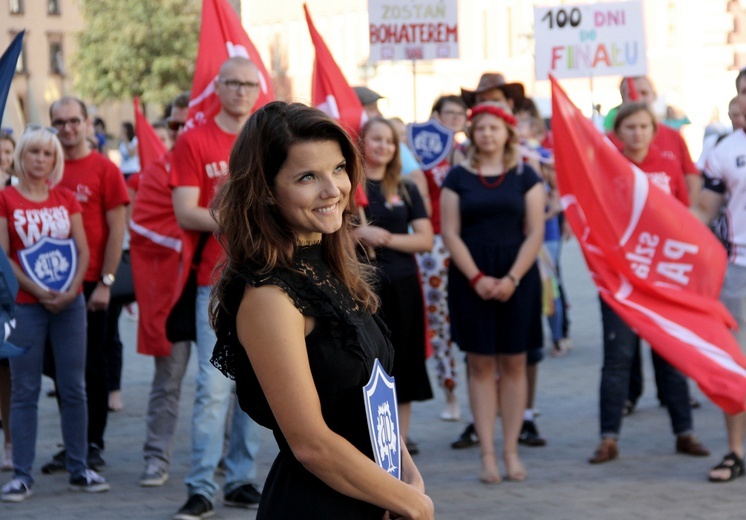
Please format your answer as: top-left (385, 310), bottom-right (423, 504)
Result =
top-left (412, 59), bottom-right (417, 122)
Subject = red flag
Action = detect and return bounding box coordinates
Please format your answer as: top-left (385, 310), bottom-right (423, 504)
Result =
top-left (302, 4), bottom-right (367, 207)
top-left (303, 3), bottom-right (366, 137)
top-left (551, 75), bottom-right (746, 414)
top-left (133, 98), bottom-right (167, 171)
top-left (130, 153), bottom-right (186, 356)
top-left (187, 0), bottom-right (274, 127)
top-left (625, 77), bottom-right (640, 101)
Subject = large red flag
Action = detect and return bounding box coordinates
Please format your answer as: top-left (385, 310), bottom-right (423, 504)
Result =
top-left (551, 76), bottom-right (746, 414)
top-left (303, 3), bottom-right (366, 137)
top-left (187, 0), bottom-right (274, 127)
top-left (133, 97), bottom-right (167, 171)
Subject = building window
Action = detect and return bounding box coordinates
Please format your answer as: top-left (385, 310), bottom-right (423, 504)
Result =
top-left (48, 0), bottom-right (60, 15)
top-left (10, 32), bottom-right (26, 74)
top-left (9, 0), bottom-right (24, 14)
top-left (48, 35), bottom-right (65, 76)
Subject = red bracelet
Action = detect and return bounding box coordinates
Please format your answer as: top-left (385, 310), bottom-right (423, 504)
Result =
top-left (469, 271), bottom-right (484, 288)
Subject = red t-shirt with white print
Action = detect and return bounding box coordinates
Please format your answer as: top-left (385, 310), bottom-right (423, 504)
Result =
top-left (629, 145), bottom-right (690, 207)
top-left (0, 186), bottom-right (83, 303)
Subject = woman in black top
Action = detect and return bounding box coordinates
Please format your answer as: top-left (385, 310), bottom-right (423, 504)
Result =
top-left (210, 102), bottom-right (433, 519)
top-left (356, 117), bottom-right (434, 450)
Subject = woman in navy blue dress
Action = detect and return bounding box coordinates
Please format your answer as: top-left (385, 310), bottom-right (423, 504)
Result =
top-left (441, 102), bottom-right (544, 483)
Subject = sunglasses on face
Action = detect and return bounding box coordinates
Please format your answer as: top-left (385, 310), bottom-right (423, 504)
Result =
top-left (51, 117), bottom-right (83, 129)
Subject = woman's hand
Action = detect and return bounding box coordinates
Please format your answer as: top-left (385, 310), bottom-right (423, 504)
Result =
top-left (356, 225), bottom-right (392, 248)
top-left (382, 494), bottom-right (434, 520)
top-left (41, 289), bottom-right (77, 314)
top-left (473, 275), bottom-right (500, 300)
top-left (492, 277), bottom-right (517, 302)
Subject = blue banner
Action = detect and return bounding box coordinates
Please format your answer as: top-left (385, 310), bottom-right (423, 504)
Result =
top-left (18, 236), bottom-right (77, 293)
top-left (0, 31), bottom-right (25, 120)
top-left (407, 118), bottom-right (454, 170)
top-left (363, 358), bottom-right (401, 479)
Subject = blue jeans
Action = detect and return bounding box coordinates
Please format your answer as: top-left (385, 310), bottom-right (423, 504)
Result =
top-left (185, 286), bottom-right (259, 502)
top-left (9, 296), bottom-right (88, 485)
top-left (599, 299), bottom-right (692, 438)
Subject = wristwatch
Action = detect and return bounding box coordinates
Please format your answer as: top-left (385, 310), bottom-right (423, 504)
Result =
top-left (101, 273), bottom-right (116, 287)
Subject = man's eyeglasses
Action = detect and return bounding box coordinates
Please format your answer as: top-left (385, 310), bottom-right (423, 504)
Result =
top-left (167, 120), bottom-right (185, 132)
top-left (51, 117), bottom-right (83, 129)
top-left (441, 110), bottom-right (466, 118)
top-left (24, 124), bottom-right (59, 135)
top-left (218, 79), bottom-right (260, 92)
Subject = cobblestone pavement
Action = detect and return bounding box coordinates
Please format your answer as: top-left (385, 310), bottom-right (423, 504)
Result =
top-left (0, 240), bottom-right (742, 519)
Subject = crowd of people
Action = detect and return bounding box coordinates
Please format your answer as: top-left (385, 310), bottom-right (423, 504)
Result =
top-left (0, 56), bottom-right (745, 518)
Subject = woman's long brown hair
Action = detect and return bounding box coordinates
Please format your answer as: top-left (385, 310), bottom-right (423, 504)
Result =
top-left (209, 102), bottom-right (379, 329)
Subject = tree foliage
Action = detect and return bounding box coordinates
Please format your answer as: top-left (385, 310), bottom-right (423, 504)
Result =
top-left (74, 0), bottom-right (200, 106)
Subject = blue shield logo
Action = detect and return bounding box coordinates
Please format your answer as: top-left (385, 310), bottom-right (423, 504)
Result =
top-left (18, 237), bottom-right (77, 292)
top-left (407, 118), bottom-right (454, 170)
top-left (362, 358), bottom-right (401, 479)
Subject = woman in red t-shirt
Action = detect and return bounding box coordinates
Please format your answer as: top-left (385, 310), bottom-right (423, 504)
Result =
top-left (0, 128), bottom-right (109, 501)
top-left (588, 104), bottom-right (708, 464)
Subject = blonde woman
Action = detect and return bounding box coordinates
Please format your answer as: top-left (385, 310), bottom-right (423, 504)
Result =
top-left (441, 102), bottom-right (545, 483)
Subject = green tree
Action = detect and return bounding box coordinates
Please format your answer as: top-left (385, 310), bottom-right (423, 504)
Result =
top-left (74, 0), bottom-right (200, 106)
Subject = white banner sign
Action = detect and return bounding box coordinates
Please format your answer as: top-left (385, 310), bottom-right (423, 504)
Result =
top-left (368, 0), bottom-right (458, 62)
top-left (534, 1), bottom-right (647, 80)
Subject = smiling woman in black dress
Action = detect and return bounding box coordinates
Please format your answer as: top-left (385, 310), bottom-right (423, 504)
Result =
top-left (209, 102), bottom-right (433, 519)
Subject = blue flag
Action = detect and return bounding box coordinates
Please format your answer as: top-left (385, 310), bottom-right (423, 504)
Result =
top-left (0, 31), bottom-right (25, 121)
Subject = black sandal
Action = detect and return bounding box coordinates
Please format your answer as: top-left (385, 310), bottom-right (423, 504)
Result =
top-left (708, 452), bottom-right (745, 483)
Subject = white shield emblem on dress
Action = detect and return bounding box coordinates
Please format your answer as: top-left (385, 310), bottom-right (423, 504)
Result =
top-left (363, 358), bottom-right (401, 479)
top-left (18, 237), bottom-right (77, 292)
top-left (407, 119), bottom-right (454, 170)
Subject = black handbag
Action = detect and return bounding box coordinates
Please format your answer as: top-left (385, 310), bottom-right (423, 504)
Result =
top-left (110, 250), bottom-right (136, 305)
top-left (165, 234), bottom-right (209, 343)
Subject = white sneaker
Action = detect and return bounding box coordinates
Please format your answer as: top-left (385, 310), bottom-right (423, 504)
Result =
top-left (139, 463), bottom-right (169, 487)
top-left (1, 478), bottom-right (32, 502)
top-left (69, 469), bottom-right (110, 493)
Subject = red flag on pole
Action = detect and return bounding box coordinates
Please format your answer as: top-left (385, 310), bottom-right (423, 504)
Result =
top-left (187, 0), bottom-right (274, 127)
top-left (303, 3), bottom-right (366, 137)
top-left (133, 97), bottom-right (167, 171)
top-left (302, 3), bottom-right (368, 207)
top-left (550, 75), bottom-right (746, 414)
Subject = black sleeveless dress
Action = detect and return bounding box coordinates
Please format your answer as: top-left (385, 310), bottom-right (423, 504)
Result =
top-left (211, 245), bottom-right (395, 519)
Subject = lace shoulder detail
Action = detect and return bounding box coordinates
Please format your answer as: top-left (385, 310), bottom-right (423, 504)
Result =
top-left (210, 245), bottom-right (364, 379)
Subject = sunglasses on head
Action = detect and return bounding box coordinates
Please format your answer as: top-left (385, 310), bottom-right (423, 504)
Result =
top-left (24, 124), bottom-right (59, 135)
top-left (167, 120), bottom-right (185, 131)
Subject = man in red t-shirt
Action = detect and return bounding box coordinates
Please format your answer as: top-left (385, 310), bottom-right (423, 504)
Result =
top-left (171, 57), bottom-right (262, 518)
top-left (43, 96), bottom-right (129, 472)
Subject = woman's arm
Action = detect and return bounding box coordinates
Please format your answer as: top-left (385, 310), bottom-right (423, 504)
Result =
top-left (42, 213), bottom-right (91, 314)
top-left (408, 170), bottom-right (432, 218)
top-left (440, 188), bottom-right (498, 300)
top-left (237, 285), bottom-right (433, 519)
top-left (384, 218), bottom-right (433, 254)
top-left (492, 182), bottom-right (546, 302)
